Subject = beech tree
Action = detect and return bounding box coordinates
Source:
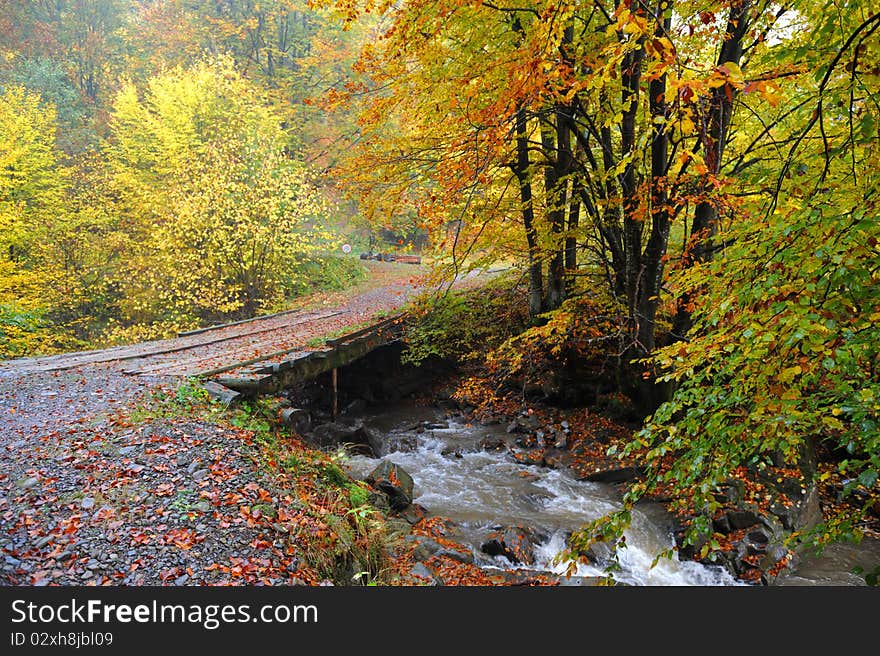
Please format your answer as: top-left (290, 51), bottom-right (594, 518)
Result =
top-left (592, 1), bottom-right (880, 555)
top-left (321, 0), bottom-right (796, 407)
top-left (107, 56), bottom-right (336, 337)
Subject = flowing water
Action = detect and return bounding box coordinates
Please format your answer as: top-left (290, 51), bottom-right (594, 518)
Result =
top-left (774, 538), bottom-right (880, 586)
top-left (342, 402), bottom-right (742, 586)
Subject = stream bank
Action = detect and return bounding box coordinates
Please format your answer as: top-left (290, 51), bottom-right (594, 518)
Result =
top-left (276, 342), bottom-right (880, 586)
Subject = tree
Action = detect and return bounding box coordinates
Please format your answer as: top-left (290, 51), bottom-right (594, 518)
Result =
top-left (322, 0), bottom-right (790, 407)
top-left (106, 56), bottom-right (336, 335)
top-left (0, 84), bottom-right (96, 355)
top-left (0, 55), bottom-right (93, 153)
top-left (570, 1), bottom-right (880, 561)
top-left (0, 85), bottom-right (63, 265)
top-left (0, 0), bottom-right (128, 106)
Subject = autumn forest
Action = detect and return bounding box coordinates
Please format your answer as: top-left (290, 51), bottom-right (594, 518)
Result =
top-left (0, 0), bottom-right (878, 588)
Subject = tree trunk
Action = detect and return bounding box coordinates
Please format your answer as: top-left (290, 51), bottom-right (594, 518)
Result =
top-left (513, 105), bottom-right (544, 317)
top-left (620, 40), bottom-right (645, 347)
top-left (599, 121), bottom-right (626, 297)
top-left (631, 7), bottom-right (674, 411)
top-left (540, 116), bottom-right (567, 312)
top-left (565, 177), bottom-right (580, 274)
top-left (672, 0), bottom-right (752, 340)
top-left (637, 9), bottom-right (672, 355)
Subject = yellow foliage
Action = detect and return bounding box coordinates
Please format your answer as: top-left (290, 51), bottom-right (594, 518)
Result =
top-left (108, 56), bottom-right (337, 327)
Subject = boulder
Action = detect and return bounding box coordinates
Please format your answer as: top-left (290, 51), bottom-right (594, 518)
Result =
top-left (760, 543), bottom-right (792, 580)
top-left (308, 421), bottom-right (383, 455)
top-left (408, 562), bottom-right (439, 585)
top-left (580, 539), bottom-right (616, 566)
top-left (437, 546), bottom-right (474, 564)
top-left (583, 466), bottom-right (646, 484)
top-left (480, 526), bottom-right (539, 565)
top-left (351, 425), bottom-right (384, 456)
top-left (726, 509), bottom-right (761, 530)
top-left (365, 461), bottom-right (414, 511)
top-left (715, 479), bottom-right (746, 505)
top-left (308, 421), bottom-right (364, 448)
top-left (480, 436), bottom-right (507, 451)
top-left (712, 514), bottom-right (732, 534)
top-left (780, 476), bottom-right (807, 498)
top-left (770, 483), bottom-right (821, 531)
top-left (742, 527), bottom-right (771, 556)
top-left (412, 537), bottom-right (443, 562)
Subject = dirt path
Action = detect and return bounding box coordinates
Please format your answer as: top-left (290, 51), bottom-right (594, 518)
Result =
top-left (0, 261), bottom-right (427, 585)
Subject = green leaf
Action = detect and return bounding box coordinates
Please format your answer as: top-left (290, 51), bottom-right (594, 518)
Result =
top-left (858, 469), bottom-right (878, 489)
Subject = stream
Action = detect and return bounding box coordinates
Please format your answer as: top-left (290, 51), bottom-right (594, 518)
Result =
top-left (342, 402), bottom-right (742, 586)
top-left (340, 400), bottom-right (880, 586)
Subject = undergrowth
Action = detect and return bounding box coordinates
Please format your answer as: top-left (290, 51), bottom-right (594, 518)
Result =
top-left (128, 377), bottom-right (393, 585)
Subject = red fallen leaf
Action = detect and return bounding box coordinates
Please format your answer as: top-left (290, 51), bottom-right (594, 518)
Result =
top-left (163, 527), bottom-right (201, 550)
top-left (62, 522), bottom-right (80, 535)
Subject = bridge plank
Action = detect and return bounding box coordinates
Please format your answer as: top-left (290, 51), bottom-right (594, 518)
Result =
top-left (216, 318), bottom-right (403, 395)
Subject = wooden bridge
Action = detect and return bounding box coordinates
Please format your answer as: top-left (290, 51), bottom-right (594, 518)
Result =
top-left (208, 314), bottom-right (403, 396)
top-left (1, 263), bottom-right (503, 410)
